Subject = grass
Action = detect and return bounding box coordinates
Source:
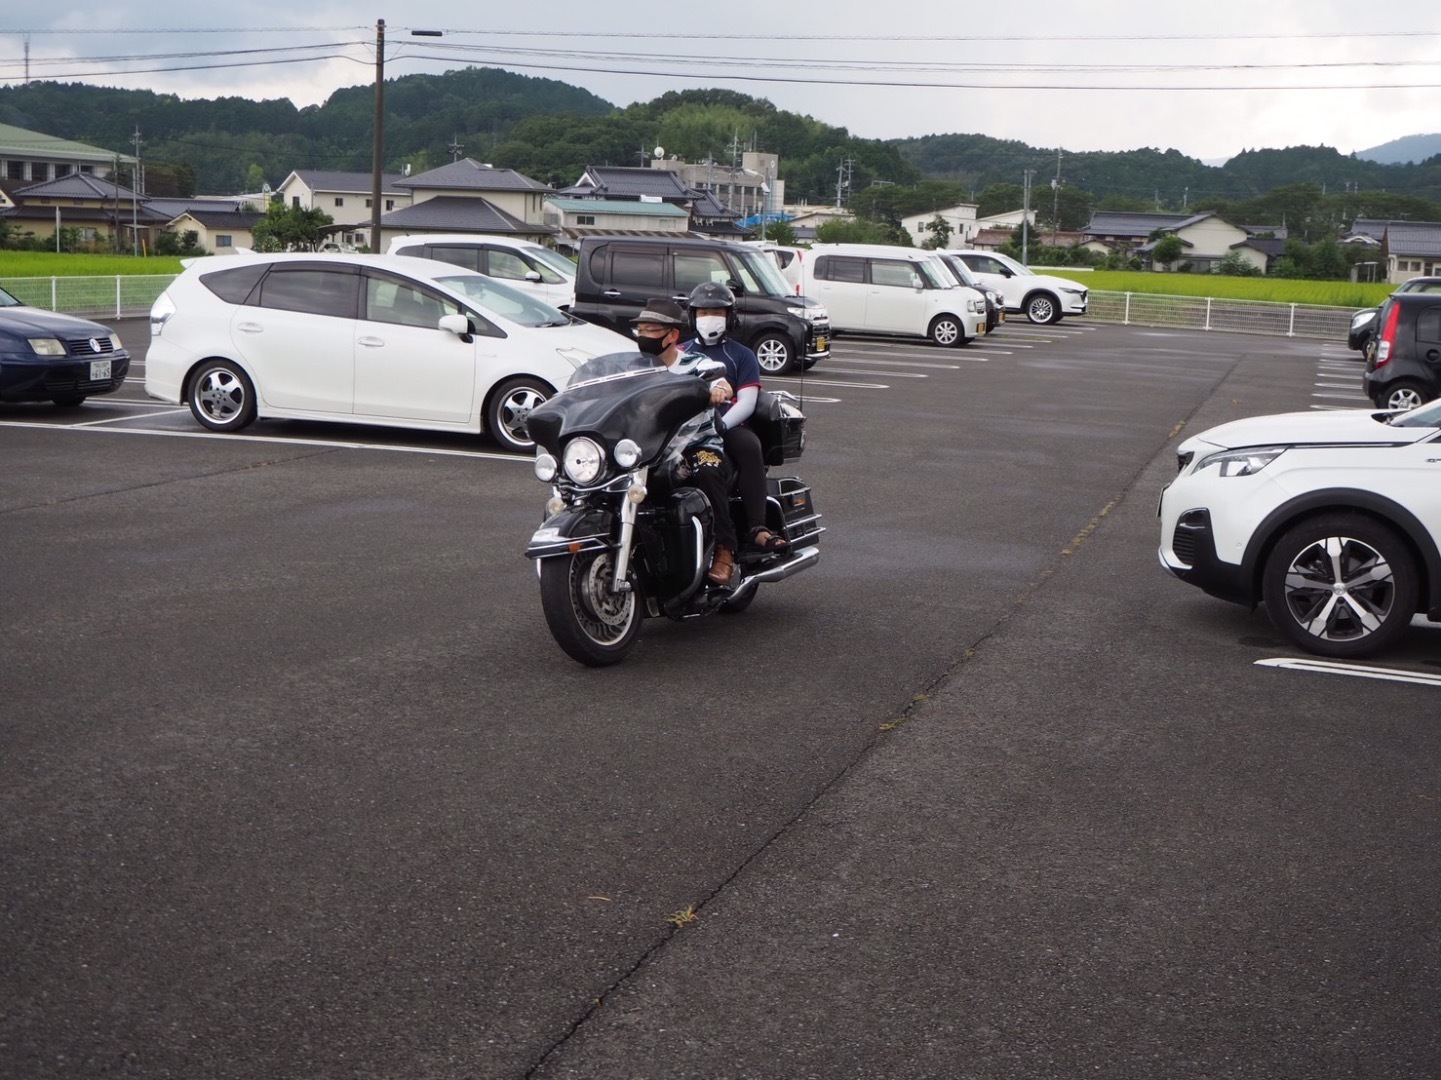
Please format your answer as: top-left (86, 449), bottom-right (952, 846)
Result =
top-left (1042, 269), bottom-right (1396, 308)
top-left (0, 251), bottom-right (186, 277)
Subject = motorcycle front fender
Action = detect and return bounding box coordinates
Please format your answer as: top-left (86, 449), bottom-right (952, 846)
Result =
top-left (524, 505), bottom-right (616, 560)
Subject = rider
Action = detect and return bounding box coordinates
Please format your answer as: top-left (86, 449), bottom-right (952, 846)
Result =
top-left (630, 298), bottom-right (738, 586)
top-left (683, 282), bottom-right (788, 553)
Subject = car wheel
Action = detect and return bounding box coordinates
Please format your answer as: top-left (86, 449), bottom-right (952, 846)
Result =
top-left (1261, 514), bottom-right (1418, 658)
top-left (487, 376), bottom-right (551, 453)
top-left (187, 360), bottom-right (256, 432)
top-left (50, 394), bottom-right (86, 407)
top-left (1381, 380), bottom-right (1431, 411)
top-left (928, 315), bottom-right (967, 348)
top-left (752, 334), bottom-right (796, 375)
top-left (1024, 293), bottom-right (1061, 324)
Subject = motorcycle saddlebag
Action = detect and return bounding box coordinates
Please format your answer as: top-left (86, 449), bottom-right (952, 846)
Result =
top-left (766, 476), bottom-right (822, 546)
top-left (751, 390), bottom-right (806, 466)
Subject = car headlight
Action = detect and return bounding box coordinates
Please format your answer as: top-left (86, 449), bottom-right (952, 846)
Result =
top-left (534, 450), bottom-right (558, 483)
top-left (969, 299), bottom-right (983, 313)
top-left (1195, 446), bottom-right (1285, 477)
top-left (27, 337), bottom-right (65, 356)
top-left (1060, 286), bottom-right (1087, 296)
top-left (562, 437), bottom-right (604, 483)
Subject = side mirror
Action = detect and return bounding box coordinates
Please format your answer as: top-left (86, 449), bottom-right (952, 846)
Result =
top-left (525, 270), bottom-right (542, 282)
top-left (727, 278), bottom-right (745, 296)
top-left (439, 313), bottom-right (473, 341)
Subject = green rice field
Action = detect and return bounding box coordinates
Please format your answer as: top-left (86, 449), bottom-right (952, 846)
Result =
top-left (0, 252), bottom-right (185, 277)
top-left (1044, 269), bottom-right (1395, 309)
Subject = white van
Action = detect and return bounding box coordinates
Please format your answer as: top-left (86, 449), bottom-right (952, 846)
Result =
top-left (743, 241), bottom-right (808, 294)
top-left (803, 243), bottom-right (987, 347)
top-left (386, 234), bottom-right (577, 310)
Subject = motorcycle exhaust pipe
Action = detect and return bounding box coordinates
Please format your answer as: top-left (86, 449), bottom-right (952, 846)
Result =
top-left (727, 545), bottom-right (820, 603)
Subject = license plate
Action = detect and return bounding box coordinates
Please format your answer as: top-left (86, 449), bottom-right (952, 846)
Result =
top-left (89, 359), bottom-right (111, 381)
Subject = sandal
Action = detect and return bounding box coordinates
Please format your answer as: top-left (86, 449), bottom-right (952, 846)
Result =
top-left (748, 526), bottom-right (789, 553)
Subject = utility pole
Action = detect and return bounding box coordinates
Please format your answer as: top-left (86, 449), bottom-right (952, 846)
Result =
top-left (448, 135), bottom-right (464, 162)
top-left (131, 127), bottom-right (142, 256)
top-left (370, 19), bottom-right (385, 254)
top-left (1021, 169), bottom-right (1035, 264)
top-left (1050, 147), bottom-right (1061, 248)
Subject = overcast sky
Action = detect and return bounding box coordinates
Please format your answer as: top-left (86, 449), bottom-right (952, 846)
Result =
top-left (3, 0), bottom-right (1439, 165)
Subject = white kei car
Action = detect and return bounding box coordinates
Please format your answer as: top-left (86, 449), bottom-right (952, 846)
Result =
top-left (1157, 401), bottom-right (1441, 657)
top-left (945, 249), bottom-right (1089, 325)
top-left (145, 253), bottom-right (631, 452)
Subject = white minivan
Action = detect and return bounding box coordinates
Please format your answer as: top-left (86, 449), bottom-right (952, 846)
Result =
top-left (803, 243), bottom-right (987, 347)
top-left (386, 234), bottom-right (577, 310)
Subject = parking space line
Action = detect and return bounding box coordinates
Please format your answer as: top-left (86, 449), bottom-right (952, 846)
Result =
top-left (71, 410), bottom-right (190, 427)
top-left (769, 378), bottom-right (889, 389)
top-left (1256, 657), bottom-right (1441, 686)
top-left (0, 420), bottom-right (529, 460)
top-left (825, 358), bottom-right (961, 370)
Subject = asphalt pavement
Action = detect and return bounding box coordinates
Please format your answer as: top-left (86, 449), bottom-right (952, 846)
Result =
top-left (3, 318), bottom-right (1437, 1079)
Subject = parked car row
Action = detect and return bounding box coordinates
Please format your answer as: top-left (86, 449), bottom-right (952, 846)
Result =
top-left (1350, 278), bottom-right (1441, 410)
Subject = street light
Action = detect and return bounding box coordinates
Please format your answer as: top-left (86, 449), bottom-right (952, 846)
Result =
top-left (372, 24), bottom-right (443, 252)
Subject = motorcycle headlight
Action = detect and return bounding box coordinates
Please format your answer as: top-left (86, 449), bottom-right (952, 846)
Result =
top-left (534, 450), bottom-right (558, 483)
top-left (613, 438), bottom-right (641, 469)
top-left (1195, 446), bottom-right (1285, 477)
top-left (562, 437), bottom-right (604, 484)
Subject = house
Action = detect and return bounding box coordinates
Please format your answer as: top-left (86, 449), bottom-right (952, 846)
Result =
top-left (900, 203), bottom-right (979, 248)
top-left (781, 205), bottom-right (853, 242)
top-left (688, 189), bottom-right (748, 239)
top-left (375, 159), bottom-right (555, 250)
top-left (1130, 212), bottom-right (1252, 271)
top-left (273, 169), bottom-right (411, 249)
top-left (542, 197), bottom-right (694, 252)
top-left (165, 208), bottom-right (265, 253)
top-left (1381, 221), bottom-right (1441, 283)
top-left (560, 164), bottom-right (698, 207)
top-left (0, 172), bottom-right (169, 251)
top-left (1083, 210), bottom-right (1192, 255)
top-left (969, 227), bottom-right (1015, 251)
top-left (649, 152), bottom-right (784, 221)
top-left (0, 122), bottom-right (134, 185)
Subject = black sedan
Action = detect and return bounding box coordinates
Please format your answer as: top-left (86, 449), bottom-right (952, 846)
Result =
top-left (0, 285), bottom-right (131, 407)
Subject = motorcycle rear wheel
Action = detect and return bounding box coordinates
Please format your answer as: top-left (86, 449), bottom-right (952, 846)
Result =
top-left (539, 551), bottom-right (641, 666)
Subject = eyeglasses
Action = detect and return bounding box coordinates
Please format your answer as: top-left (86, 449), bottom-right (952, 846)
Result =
top-left (632, 325), bottom-right (670, 338)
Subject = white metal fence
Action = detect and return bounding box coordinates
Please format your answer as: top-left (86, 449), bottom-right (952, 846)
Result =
top-left (1, 275), bottom-right (1363, 343)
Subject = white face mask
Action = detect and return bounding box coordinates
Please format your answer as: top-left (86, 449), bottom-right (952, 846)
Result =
top-left (695, 315), bottom-right (727, 344)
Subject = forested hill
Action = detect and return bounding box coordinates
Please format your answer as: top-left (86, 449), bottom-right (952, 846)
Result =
top-left (892, 132), bottom-right (1441, 209)
top-left (0, 69), bottom-right (615, 195)
top-left (3, 69), bottom-right (1440, 209)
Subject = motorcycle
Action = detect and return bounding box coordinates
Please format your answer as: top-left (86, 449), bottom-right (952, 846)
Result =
top-left (523, 351), bottom-right (823, 666)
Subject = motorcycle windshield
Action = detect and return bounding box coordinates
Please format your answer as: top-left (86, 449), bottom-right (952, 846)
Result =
top-left (526, 351), bottom-right (713, 462)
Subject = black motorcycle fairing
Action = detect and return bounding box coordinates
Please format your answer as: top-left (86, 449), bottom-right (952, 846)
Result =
top-left (524, 504), bottom-right (616, 559)
top-left (526, 367), bottom-right (712, 463)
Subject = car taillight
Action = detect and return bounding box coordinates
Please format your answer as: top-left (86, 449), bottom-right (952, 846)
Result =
top-left (1376, 302), bottom-right (1401, 365)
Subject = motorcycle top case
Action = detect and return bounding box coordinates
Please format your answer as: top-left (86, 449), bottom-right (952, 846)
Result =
top-left (751, 390), bottom-right (806, 466)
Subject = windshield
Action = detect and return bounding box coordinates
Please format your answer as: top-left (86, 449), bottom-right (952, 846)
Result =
top-left (939, 254), bottom-right (978, 287)
top-left (735, 250), bottom-right (791, 298)
top-left (918, 257), bottom-right (955, 289)
top-left (433, 273), bottom-right (571, 327)
top-left (0, 285), bottom-right (21, 307)
top-left (565, 351), bottom-right (666, 389)
top-left (526, 246), bottom-right (578, 280)
top-left (1386, 398), bottom-right (1441, 427)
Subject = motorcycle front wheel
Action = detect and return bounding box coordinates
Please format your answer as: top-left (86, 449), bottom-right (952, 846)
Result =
top-left (539, 551), bottom-right (641, 666)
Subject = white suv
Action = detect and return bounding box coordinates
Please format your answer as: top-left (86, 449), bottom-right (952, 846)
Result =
top-left (1158, 401), bottom-right (1441, 657)
top-left (145, 252), bottom-right (629, 452)
top-left (385, 234), bottom-right (576, 310)
top-left (945, 250), bottom-right (1088, 325)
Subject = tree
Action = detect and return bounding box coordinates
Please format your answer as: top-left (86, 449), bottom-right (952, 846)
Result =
top-left (250, 203), bottom-right (333, 252)
top-left (922, 214), bottom-right (952, 250)
top-left (763, 218), bottom-right (797, 246)
top-left (816, 218), bottom-right (905, 244)
top-left (1152, 233), bottom-right (1185, 270)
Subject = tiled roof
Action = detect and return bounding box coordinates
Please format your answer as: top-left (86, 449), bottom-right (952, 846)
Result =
top-left (546, 197), bottom-right (687, 218)
top-left (1232, 237), bottom-right (1287, 256)
top-left (171, 209), bottom-right (265, 229)
top-left (563, 166), bottom-right (696, 200)
top-left (689, 190), bottom-right (739, 219)
top-left (147, 197), bottom-right (255, 218)
top-left (11, 173), bottom-right (143, 201)
top-left (1385, 222), bottom-right (1441, 257)
top-left (379, 195), bottom-right (553, 234)
top-left (1085, 211), bottom-right (1191, 237)
top-left (398, 159), bottom-right (552, 193)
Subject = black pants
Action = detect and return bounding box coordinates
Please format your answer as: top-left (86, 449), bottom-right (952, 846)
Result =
top-left (722, 425), bottom-right (766, 538)
top-left (686, 447), bottom-right (738, 552)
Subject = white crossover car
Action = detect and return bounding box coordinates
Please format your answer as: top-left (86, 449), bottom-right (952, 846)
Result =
top-left (1158, 401), bottom-right (1441, 657)
top-left (145, 253), bottom-right (630, 452)
top-left (946, 250), bottom-right (1089, 325)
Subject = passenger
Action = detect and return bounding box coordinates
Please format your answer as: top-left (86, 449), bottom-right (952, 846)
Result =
top-left (683, 282), bottom-right (789, 553)
top-left (630, 299), bottom-right (738, 586)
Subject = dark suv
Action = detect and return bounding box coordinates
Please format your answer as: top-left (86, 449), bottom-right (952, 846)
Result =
top-left (570, 237), bottom-right (829, 374)
top-left (1348, 276), bottom-right (1441, 361)
top-left (1363, 291), bottom-right (1441, 409)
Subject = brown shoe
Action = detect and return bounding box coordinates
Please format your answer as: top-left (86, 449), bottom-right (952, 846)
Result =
top-left (707, 546), bottom-right (735, 586)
